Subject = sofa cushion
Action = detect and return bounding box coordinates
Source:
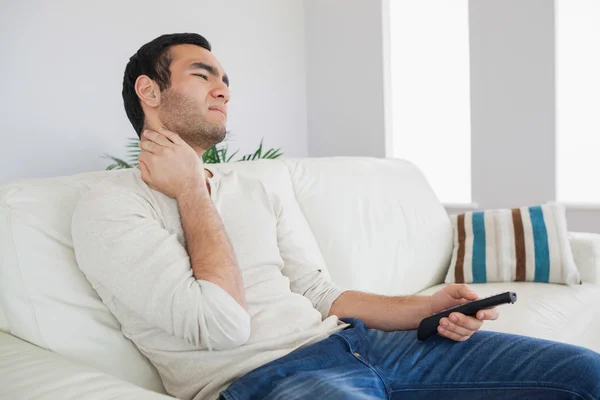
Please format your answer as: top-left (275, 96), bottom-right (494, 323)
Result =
top-left (0, 332), bottom-right (174, 400)
top-left (282, 157), bottom-right (454, 295)
top-left (445, 204), bottom-right (581, 285)
top-left (418, 282), bottom-right (600, 353)
top-left (569, 232), bottom-right (600, 284)
top-left (0, 171), bottom-right (166, 394)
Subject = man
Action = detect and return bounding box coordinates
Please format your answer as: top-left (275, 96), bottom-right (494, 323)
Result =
top-left (72, 33), bottom-right (600, 400)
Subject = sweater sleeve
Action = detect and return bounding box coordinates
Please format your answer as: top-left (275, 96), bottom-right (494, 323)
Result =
top-left (268, 188), bottom-right (345, 319)
top-left (71, 187), bottom-right (250, 351)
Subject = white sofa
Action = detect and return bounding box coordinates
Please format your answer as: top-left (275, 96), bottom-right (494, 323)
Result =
top-left (1, 157), bottom-right (599, 399)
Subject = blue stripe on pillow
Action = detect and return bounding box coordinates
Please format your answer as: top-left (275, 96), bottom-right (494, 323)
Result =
top-left (529, 206), bottom-right (550, 283)
top-left (472, 212), bottom-right (487, 283)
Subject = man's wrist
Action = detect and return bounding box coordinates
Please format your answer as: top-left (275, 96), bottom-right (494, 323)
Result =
top-left (426, 295), bottom-right (435, 315)
top-left (176, 184), bottom-right (210, 203)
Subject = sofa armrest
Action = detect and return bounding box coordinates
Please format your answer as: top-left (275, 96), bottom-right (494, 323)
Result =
top-left (569, 232), bottom-right (600, 284)
top-left (0, 331), bottom-right (174, 400)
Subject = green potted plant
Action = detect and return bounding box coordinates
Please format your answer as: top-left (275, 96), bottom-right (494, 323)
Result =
top-left (103, 136), bottom-right (283, 170)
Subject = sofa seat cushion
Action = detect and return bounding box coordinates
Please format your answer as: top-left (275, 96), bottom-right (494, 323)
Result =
top-left (418, 282), bottom-right (600, 353)
top-left (0, 332), bottom-right (173, 399)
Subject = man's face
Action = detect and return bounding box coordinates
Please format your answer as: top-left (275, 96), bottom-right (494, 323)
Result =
top-left (157, 44), bottom-right (230, 150)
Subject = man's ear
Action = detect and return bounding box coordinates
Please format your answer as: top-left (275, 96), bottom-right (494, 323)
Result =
top-left (135, 75), bottom-right (161, 108)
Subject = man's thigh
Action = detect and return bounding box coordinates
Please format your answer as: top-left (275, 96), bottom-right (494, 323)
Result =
top-left (347, 320), bottom-right (600, 400)
top-left (258, 365), bottom-right (385, 400)
top-left (220, 332), bottom-right (387, 400)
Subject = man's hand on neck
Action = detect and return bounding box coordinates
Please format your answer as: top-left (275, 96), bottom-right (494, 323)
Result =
top-left (140, 123), bottom-right (213, 190)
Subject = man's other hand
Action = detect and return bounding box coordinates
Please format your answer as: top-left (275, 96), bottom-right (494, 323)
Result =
top-left (429, 284), bottom-right (500, 342)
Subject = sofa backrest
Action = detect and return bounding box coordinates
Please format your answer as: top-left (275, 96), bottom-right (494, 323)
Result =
top-left (0, 306), bottom-right (8, 333)
top-left (0, 170), bottom-right (167, 393)
top-left (280, 157), bottom-right (453, 295)
top-left (0, 157), bottom-right (452, 389)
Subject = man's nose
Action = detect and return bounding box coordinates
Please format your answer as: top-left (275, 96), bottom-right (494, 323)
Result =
top-left (211, 82), bottom-right (231, 103)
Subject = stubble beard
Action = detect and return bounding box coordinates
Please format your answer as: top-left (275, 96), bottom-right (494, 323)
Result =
top-left (158, 88), bottom-right (226, 150)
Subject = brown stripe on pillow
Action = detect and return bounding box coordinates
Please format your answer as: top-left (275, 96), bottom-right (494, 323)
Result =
top-left (455, 213), bottom-right (466, 283)
top-left (512, 208), bottom-right (526, 281)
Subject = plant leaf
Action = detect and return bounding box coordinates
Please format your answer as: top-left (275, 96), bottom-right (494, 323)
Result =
top-left (253, 138), bottom-right (264, 160)
top-left (267, 148), bottom-right (282, 159)
top-left (203, 145), bottom-right (221, 164)
top-left (263, 148), bottom-right (275, 158)
top-left (218, 144), bottom-right (228, 162)
top-left (226, 149), bottom-right (239, 162)
top-left (102, 155), bottom-right (133, 170)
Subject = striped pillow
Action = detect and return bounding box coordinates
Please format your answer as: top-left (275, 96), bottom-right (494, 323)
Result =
top-left (445, 203), bottom-right (581, 285)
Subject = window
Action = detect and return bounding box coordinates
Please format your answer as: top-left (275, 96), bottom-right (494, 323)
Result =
top-left (556, 0), bottom-right (600, 203)
top-left (389, 0), bottom-right (471, 204)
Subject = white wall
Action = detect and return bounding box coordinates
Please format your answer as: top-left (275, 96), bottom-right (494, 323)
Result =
top-left (469, 0), bottom-right (556, 209)
top-left (0, 0), bottom-right (308, 185)
top-left (304, 0), bottom-right (388, 158)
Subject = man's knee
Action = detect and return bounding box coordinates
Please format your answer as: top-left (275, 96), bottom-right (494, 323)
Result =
top-left (565, 346), bottom-right (600, 399)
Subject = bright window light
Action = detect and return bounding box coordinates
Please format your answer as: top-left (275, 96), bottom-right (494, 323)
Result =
top-left (389, 0), bottom-right (471, 204)
top-left (556, 0), bottom-right (600, 203)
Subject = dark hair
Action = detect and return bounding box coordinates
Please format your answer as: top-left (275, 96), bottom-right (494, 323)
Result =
top-left (122, 33), bottom-right (212, 137)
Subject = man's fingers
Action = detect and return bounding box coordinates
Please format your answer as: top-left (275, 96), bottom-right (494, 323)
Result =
top-left (138, 159), bottom-right (148, 173)
top-left (156, 127), bottom-right (186, 146)
top-left (138, 156), bottom-right (158, 189)
top-left (438, 325), bottom-right (470, 342)
top-left (138, 151), bottom-right (154, 170)
top-left (447, 313), bottom-right (483, 331)
top-left (139, 139), bottom-right (160, 154)
top-left (440, 317), bottom-right (473, 338)
top-left (137, 158), bottom-right (150, 179)
top-left (142, 129), bottom-right (176, 148)
top-left (448, 283), bottom-right (479, 301)
top-left (477, 308), bottom-right (500, 321)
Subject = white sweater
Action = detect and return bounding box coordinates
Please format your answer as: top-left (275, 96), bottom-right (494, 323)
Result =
top-left (71, 166), bottom-right (348, 400)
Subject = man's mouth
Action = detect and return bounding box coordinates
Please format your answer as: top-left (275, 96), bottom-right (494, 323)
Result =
top-left (209, 106), bottom-right (227, 116)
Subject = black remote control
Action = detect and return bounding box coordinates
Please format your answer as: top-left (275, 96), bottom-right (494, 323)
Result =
top-left (417, 291), bottom-right (517, 341)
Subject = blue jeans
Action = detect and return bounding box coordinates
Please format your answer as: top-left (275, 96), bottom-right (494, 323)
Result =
top-left (219, 318), bottom-right (600, 400)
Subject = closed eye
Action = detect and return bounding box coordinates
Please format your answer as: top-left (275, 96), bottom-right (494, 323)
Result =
top-left (192, 73), bottom-right (208, 80)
